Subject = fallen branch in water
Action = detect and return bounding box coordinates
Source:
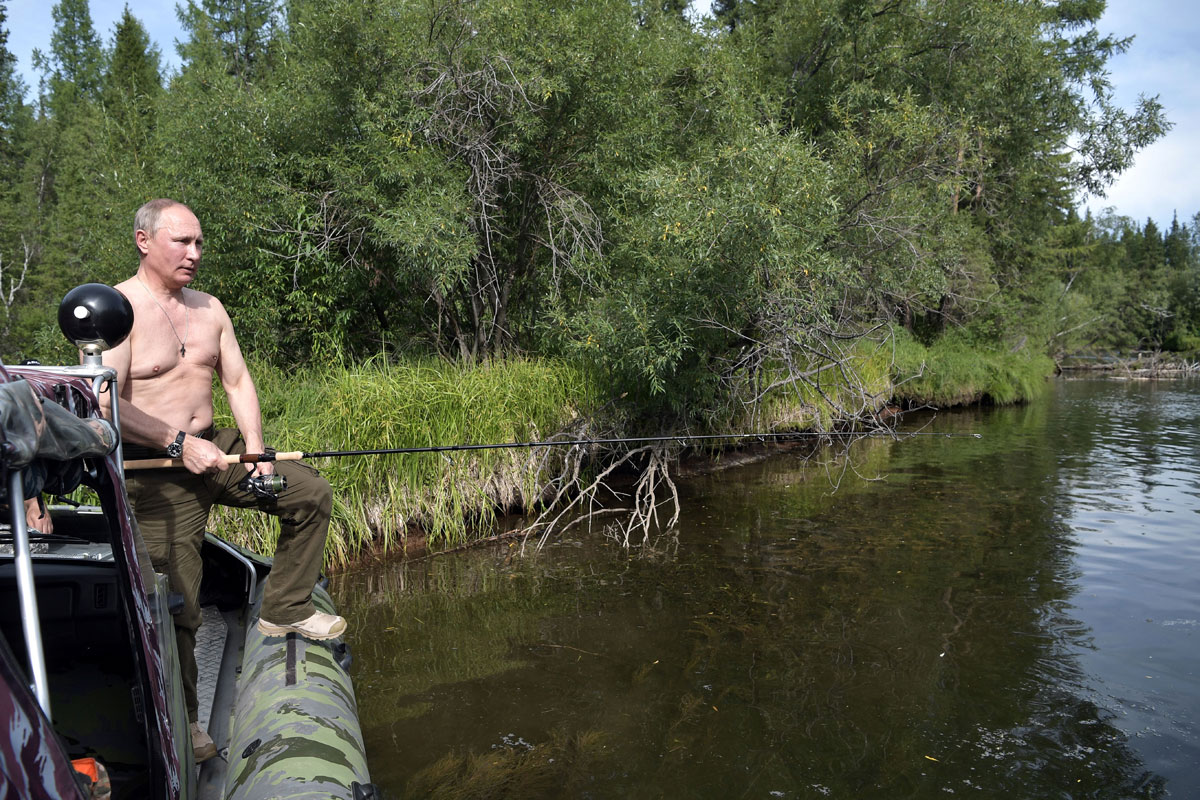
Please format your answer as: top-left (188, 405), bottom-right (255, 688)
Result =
top-left (511, 443), bottom-right (682, 552)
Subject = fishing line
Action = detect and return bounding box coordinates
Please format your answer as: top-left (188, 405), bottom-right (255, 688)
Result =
top-left (124, 430), bottom-right (981, 470)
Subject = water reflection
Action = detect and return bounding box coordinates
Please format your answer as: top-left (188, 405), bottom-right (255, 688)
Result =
top-left (335, 378), bottom-right (1199, 799)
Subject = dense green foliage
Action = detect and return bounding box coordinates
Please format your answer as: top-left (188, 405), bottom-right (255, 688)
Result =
top-left (1050, 211), bottom-right (1200, 355)
top-left (0, 0), bottom-right (1181, 430)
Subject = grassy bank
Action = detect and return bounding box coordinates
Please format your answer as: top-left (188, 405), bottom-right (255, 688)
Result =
top-left (890, 332), bottom-right (1055, 408)
top-left (746, 331), bottom-right (1053, 432)
top-left (208, 337), bottom-right (1052, 567)
top-left (210, 356), bottom-right (598, 563)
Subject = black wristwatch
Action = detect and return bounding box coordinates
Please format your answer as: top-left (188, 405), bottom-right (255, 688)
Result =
top-left (166, 430), bottom-right (186, 458)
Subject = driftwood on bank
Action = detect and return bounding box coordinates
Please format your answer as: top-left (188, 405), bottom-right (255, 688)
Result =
top-left (1058, 352), bottom-right (1200, 378)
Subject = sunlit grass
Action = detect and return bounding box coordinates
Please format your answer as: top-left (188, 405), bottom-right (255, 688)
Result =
top-left (891, 331), bottom-right (1055, 407)
top-left (209, 355), bottom-right (598, 565)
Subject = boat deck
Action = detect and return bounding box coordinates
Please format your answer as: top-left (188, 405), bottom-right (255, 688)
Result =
top-left (195, 603), bottom-right (247, 798)
top-left (196, 605), bottom-right (225, 736)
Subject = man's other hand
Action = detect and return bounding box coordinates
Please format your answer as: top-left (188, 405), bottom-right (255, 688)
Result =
top-left (25, 498), bottom-right (52, 534)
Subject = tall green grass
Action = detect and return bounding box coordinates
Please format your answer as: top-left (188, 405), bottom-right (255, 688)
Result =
top-left (739, 330), bottom-right (1053, 433)
top-left (891, 331), bottom-right (1055, 407)
top-left (209, 356), bottom-right (598, 564)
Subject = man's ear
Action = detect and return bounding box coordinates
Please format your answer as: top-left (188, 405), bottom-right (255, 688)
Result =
top-left (135, 229), bottom-right (151, 256)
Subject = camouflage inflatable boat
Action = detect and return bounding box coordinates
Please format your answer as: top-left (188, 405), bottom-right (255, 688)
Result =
top-left (0, 286), bottom-right (377, 799)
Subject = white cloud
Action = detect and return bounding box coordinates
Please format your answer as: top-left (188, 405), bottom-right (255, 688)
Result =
top-left (1086, 123), bottom-right (1200, 226)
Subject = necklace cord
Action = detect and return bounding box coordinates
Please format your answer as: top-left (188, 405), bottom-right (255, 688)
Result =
top-left (136, 275), bottom-right (189, 357)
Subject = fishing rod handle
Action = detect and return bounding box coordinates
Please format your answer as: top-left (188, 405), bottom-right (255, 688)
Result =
top-left (123, 451), bottom-right (307, 470)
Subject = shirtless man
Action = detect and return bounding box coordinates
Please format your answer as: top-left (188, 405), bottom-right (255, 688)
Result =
top-left (105, 198), bottom-right (345, 763)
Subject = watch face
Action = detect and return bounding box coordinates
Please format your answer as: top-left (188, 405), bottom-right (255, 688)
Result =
top-left (167, 432), bottom-right (185, 457)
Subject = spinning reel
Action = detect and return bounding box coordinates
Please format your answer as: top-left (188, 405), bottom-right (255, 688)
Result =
top-left (238, 473), bottom-right (287, 499)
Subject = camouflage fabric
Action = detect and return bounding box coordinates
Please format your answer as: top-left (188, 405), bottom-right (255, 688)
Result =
top-left (225, 593), bottom-right (368, 800)
top-left (0, 633), bottom-right (87, 799)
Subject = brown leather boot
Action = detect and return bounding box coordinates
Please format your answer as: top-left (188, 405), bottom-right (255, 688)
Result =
top-left (191, 722), bottom-right (217, 762)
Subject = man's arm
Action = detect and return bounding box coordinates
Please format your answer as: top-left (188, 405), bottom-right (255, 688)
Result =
top-left (214, 302), bottom-right (272, 475)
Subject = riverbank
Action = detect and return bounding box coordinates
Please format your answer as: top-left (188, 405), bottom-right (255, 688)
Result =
top-left (210, 356), bottom-right (598, 563)
top-left (209, 339), bottom-right (1055, 566)
top-left (891, 333), bottom-right (1056, 407)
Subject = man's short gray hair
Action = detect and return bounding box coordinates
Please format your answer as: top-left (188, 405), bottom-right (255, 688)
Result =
top-left (134, 198), bottom-right (185, 239)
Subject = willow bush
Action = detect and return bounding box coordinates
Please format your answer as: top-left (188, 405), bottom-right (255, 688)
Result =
top-left (743, 337), bottom-right (897, 433)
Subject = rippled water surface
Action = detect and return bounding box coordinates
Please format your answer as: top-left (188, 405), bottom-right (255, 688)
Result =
top-left (336, 378), bottom-right (1199, 799)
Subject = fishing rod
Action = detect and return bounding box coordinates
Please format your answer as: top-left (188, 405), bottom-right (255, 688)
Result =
top-left (123, 429), bottom-right (981, 471)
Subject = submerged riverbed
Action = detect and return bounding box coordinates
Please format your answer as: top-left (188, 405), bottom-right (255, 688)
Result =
top-left (335, 377), bottom-right (1199, 799)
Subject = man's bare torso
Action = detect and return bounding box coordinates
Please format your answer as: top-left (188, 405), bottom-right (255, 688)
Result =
top-left (114, 278), bottom-right (224, 436)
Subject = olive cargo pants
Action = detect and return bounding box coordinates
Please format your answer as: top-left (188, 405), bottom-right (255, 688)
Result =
top-left (125, 428), bottom-right (332, 722)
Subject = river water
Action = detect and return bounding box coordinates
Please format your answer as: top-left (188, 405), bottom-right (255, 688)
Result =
top-left (335, 377), bottom-right (1199, 799)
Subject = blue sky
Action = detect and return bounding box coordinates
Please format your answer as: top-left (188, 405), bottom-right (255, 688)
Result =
top-left (1078, 0), bottom-right (1200, 228)
top-left (7, 0), bottom-right (1198, 228)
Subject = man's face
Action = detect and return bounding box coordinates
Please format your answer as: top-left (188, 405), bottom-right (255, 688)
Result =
top-left (137, 205), bottom-right (203, 288)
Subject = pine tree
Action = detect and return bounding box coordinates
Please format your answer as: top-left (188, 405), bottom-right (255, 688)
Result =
top-left (0, 1), bottom-right (24, 142)
top-left (104, 9), bottom-right (161, 106)
top-left (103, 7), bottom-right (162, 146)
top-left (33, 0), bottom-right (105, 118)
top-left (0, 1), bottom-right (34, 349)
top-left (11, 0), bottom-right (114, 359)
top-left (178, 0), bottom-right (278, 83)
top-left (1164, 213), bottom-right (1190, 272)
top-left (1139, 219), bottom-right (1164, 273)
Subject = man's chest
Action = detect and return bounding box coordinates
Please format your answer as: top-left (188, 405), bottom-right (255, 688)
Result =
top-left (127, 316), bottom-right (221, 378)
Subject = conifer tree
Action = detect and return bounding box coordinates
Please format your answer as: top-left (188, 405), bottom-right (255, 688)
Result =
top-left (178, 0), bottom-right (278, 83)
top-left (33, 0), bottom-right (105, 118)
top-left (102, 8), bottom-right (162, 168)
top-left (14, 0), bottom-right (114, 360)
top-left (0, 1), bottom-right (34, 349)
top-left (104, 8), bottom-right (162, 109)
top-left (0, 2), bottom-right (23, 142)
top-left (1164, 214), bottom-right (1190, 272)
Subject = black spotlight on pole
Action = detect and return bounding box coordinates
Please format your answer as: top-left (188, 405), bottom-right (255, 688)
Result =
top-left (58, 284), bottom-right (134, 364)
